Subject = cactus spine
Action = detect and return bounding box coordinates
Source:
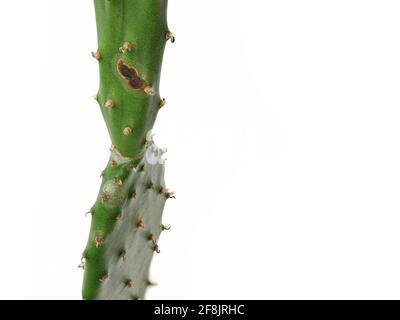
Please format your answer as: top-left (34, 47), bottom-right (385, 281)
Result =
top-left (81, 0), bottom-right (173, 300)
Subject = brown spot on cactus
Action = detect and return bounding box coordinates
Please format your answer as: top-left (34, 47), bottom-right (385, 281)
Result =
top-left (117, 59), bottom-right (146, 90)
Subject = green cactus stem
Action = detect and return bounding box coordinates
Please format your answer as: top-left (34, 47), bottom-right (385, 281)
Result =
top-left (81, 0), bottom-right (174, 300)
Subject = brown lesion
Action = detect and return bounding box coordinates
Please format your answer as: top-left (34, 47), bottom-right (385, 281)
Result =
top-left (117, 59), bottom-right (146, 90)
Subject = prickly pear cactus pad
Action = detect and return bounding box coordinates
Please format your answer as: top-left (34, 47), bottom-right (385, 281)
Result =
top-left (81, 0), bottom-right (174, 300)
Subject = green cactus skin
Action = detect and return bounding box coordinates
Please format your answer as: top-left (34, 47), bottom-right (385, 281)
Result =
top-left (81, 0), bottom-right (174, 300)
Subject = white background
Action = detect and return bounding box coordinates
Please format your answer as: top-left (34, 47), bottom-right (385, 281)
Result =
top-left (0, 0), bottom-right (399, 299)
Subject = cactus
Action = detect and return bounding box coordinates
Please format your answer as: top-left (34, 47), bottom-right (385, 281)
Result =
top-left (81, 0), bottom-right (174, 300)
